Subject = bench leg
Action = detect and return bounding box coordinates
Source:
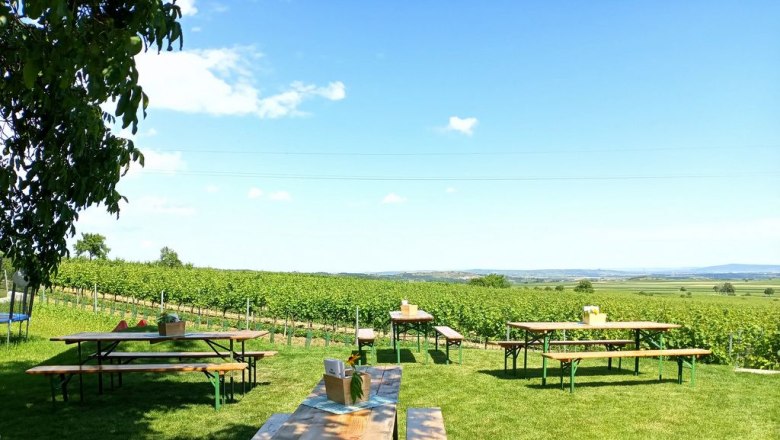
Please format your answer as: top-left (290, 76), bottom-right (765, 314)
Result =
top-left (677, 358), bottom-right (683, 384)
top-left (445, 340), bottom-right (450, 365)
top-left (569, 360), bottom-right (579, 393)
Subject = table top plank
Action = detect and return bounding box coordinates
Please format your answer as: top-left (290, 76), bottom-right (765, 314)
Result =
top-left (272, 366), bottom-right (402, 440)
top-left (50, 330), bottom-right (268, 343)
top-left (507, 321), bottom-right (681, 332)
top-left (389, 311), bottom-right (434, 323)
top-left (26, 362), bottom-right (248, 375)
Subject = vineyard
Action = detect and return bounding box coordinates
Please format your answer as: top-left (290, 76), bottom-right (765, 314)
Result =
top-left (49, 259), bottom-right (780, 369)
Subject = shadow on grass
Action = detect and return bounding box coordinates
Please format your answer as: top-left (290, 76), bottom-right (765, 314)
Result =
top-left (478, 365), bottom-right (639, 380)
top-left (427, 349), bottom-right (457, 365)
top-left (375, 348), bottom-right (418, 364)
top-left (526, 377), bottom-right (681, 390)
top-left (0, 343), bottom-right (261, 439)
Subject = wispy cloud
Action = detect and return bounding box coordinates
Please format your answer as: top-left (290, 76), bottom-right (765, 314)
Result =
top-left (446, 187), bottom-right (457, 193)
top-left (135, 48), bottom-right (345, 119)
top-left (177, 0), bottom-right (198, 16)
top-left (247, 187), bottom-right (263, 199)
top-left (128, 149), bottom-right (186, 176)
top-left (269, 191), bottom-right (292, 201)
top-left (382, 193), bottom-right (407, 204)
top-left (133, 196), bottom-right (195, 216)
top-left (446, 116), bottom-right (478, 135)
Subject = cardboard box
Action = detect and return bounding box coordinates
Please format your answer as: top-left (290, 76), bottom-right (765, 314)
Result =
top-left (159, 321), bottom-right (185, 336)
top-left (324, 372), bottom-right (371, 405)
top-left (401, 304), bottom-right (418, 316)
top-left (582, 313), bottom-right (607, 325)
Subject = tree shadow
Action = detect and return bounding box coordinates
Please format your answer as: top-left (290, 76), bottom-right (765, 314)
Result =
top-left (478, 365), bottom-right (638, 380)
top-left (526, 377), bottom-right (681, 390)
top-left (0, 342), bottom-right (265, 439)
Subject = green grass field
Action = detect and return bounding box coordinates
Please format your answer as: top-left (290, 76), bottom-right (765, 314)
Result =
top-left (528, 277), bottom-right (780, 299)
top-left (1, 304), bottom-right (778, 439)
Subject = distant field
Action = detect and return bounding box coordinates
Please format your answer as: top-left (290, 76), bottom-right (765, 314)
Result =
top-left (526, 278), bottom-right (780, 299)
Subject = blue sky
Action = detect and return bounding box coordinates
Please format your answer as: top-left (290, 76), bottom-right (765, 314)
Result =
top-left (74, 0), bottom-right (780, 272)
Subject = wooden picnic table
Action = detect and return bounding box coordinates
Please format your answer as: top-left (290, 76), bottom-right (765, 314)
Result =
top-left (506, 321), bottom-right (681, 385)
top-left (390, 311), bottom-right (434, 364)
top-left (271, 365), bottom-right (402, 439)
top-left (50, 330), bottom-right (268, 399)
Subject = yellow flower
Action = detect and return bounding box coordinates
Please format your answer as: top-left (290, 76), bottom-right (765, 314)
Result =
top-left (346, 353), bottom-right (361, 366)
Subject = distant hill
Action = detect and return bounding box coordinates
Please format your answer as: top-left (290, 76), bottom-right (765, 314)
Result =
top-left (368, 264), bottom-right (780, 283)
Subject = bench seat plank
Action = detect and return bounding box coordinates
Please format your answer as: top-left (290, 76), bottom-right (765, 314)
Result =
top-left (433, 326), bottom-right (463, 340)
top-left (542, 348), bottom-right (711, 362)
top-left (26, 362), bottom-right (248, 375)
top-left (407, 407), bottom-right (447, 440)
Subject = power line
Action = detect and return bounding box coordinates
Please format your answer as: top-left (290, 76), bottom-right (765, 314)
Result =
top-left (141, 170), bottom-right (780, 181)
top-left (148, 145), bottom-right (779, 157)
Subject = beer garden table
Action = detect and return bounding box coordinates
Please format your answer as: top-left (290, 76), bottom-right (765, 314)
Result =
top-left (506, 321), bottom-right (681, 385)
top-left (271, 365), bottom-right (402, 439)
top-left (389, 310), bottom-right (434, 364)
top-left (50, 330), bottom-right (268, 399)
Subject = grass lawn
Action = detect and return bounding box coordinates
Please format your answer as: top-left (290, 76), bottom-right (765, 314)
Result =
top-left (1, 304), bottom-right (778, 439)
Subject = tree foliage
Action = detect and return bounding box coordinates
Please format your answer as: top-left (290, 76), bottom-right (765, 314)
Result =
top-left (468, 273), bottom-right (510, 288)
top-left (158, 246), bottom-right (182, 268)
top-left (573, 279), bottom-right (594, 293)
top-left (765, 287), bottom-right (775, 296)
top-left (74, 232), bottom-right (109, 260)
top-left (717, 282), bottom-right (736, 295)
top-left (0, 0), bottom-right (184, 287)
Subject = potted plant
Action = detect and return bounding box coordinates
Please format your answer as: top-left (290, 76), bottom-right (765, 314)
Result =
top-left (158, 312), bottom-right (185, 336)
top-left (324, 353), bottom-right (371, 405)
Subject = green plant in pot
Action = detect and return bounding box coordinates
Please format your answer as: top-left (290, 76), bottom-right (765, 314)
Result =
top-left (157, 312), bottom-right (185, 336)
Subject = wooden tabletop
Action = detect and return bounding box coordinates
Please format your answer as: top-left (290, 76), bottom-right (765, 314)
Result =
top-left (272, 366), bottom-right (402, 439)
top-left (507, 321), bottom-right (682, 332)
top-left (389, 310), bottom-right (434, 323)
top-left (50, 330), bottom-right (269, 343)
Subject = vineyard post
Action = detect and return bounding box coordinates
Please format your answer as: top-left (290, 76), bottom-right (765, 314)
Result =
top-left (355, 306), bottom-right (359, 348)
top-left (160, 291), bottom-right (164, 314)
top-left (93, 283), bottom-right (97, 313)
top-left (246, 298), bottom-right (250, 330)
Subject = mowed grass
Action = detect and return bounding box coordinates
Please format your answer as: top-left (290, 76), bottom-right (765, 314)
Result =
top-left (1, 304), bottom-right (778, 439)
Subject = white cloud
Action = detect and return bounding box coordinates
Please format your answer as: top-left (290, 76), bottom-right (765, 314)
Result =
top-left (132, 196), bottom-right (195, 216)
top-left (191, 26), bottom-right (202, 33)
top-left (177, 0), bottom-right (198, 16)
top-left (205, 185), bottom-right (220, 194)
top-left (446, 187), bottom-right (457, 193)
top-left (382, 193), bottom-right (407, 204)
top-left (128, 149), bottom-right (186, 176)
top-left (135, 48), bottom-right (345, 119)
top-left (247, 187), bottom-right (263, 199)
top-left (446, 116), bottom-right (478, 135)
top-left (269, 191), bottom-right (292, 201)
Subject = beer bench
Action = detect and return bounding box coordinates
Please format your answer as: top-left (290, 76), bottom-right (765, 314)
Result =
top-left (26, 362), bottom-right (248, 409)
top-left (433, 326), bottom-right (463, 365)
top-left (407, 407), bottom-right (447, 439)
top-left (496, 339), bottom-right (634, 376)
top-left (357, 328), bottom-right (376, 362)
top-left (96, 350), bottom-right (277, 386)
top-left (542, 348), bottom-right (712, 392)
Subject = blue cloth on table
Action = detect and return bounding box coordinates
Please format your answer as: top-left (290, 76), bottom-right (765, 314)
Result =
top-left (301, 393), bottom-right (397, 415)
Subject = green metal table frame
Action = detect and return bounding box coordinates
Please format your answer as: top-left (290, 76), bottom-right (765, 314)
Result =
top-left (557, 354), bottom-right (699, 393)
top-left (508, 327), bottom-right (669, 385)
top-left (391, 320), bottom-right (429, 365)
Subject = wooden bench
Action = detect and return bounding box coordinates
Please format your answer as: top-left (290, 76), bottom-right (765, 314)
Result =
top-left (433, 326), bottom-right (463, 365)
top-left (496, 339), bottom-right (634, 376)
top-left (96, 350), bottom-right (277, 387)
top-left (252, 413), bottom-right (291, 440)
top-left (26, 362), bottom-right (247, 409)
top-left (542, 348), bottom-right (712, 392)
top-left (407, 407), bottom-right (447, 439)
top-left (357, 328), bottom-right (376, 363)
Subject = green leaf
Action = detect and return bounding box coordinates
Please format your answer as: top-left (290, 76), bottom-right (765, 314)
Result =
top-left (23, 58), bottom-right (40, 89)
